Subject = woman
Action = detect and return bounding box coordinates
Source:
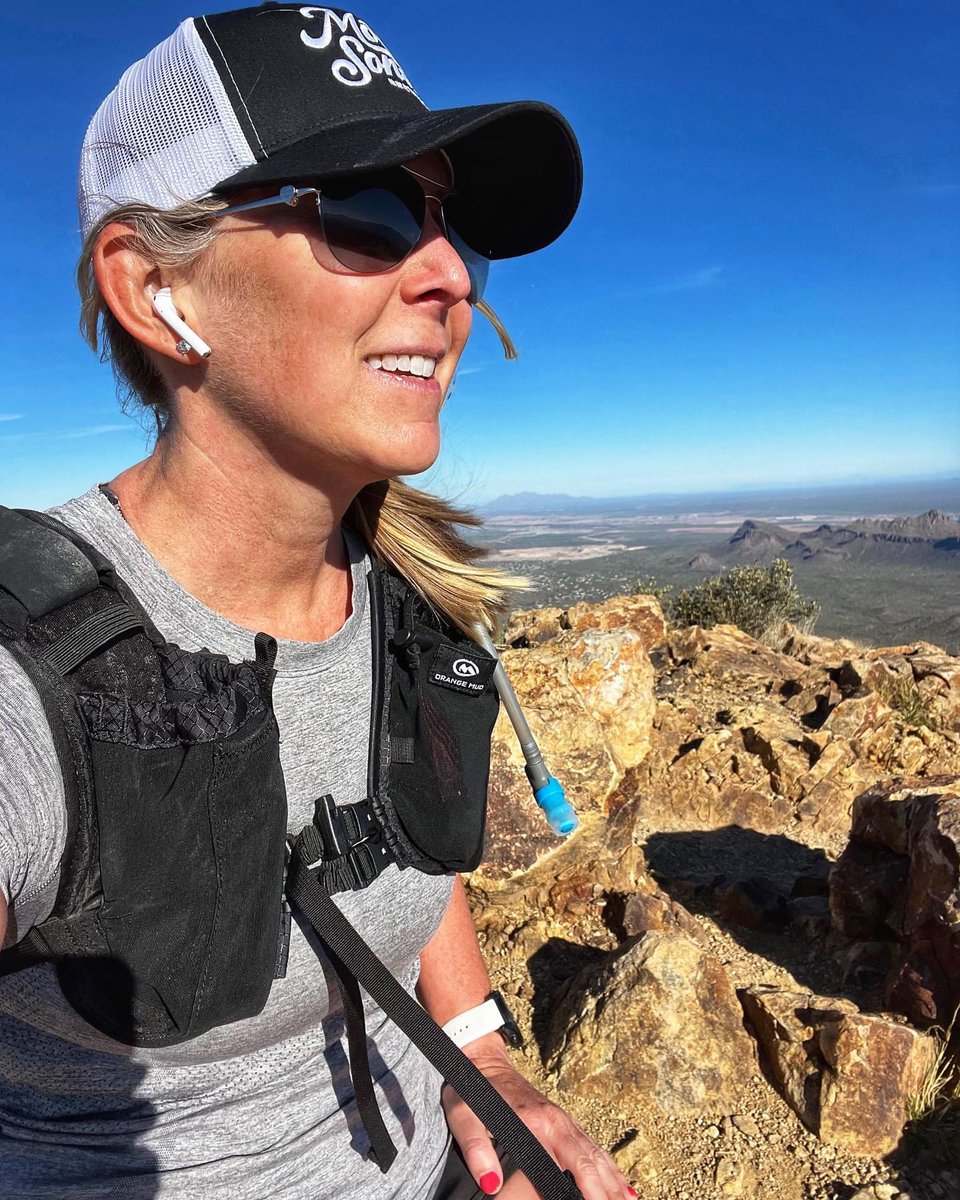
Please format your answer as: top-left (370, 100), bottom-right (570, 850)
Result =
top-left (0, 5), bottom-right (635, 1198)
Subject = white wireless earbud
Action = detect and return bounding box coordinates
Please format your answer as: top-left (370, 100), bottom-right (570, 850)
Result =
top-left (150, 287), bottom-right (212, 359)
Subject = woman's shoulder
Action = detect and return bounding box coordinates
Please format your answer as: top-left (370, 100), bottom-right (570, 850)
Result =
top-left (0, 643), bottom-right (67, 944)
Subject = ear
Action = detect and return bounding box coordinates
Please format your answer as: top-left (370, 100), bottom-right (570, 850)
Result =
top-left (93, 223), bottom-right (203, 364)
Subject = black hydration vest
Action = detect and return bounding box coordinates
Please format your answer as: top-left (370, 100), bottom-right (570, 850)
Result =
top-left (0, 506), bottom-right (583, 1200)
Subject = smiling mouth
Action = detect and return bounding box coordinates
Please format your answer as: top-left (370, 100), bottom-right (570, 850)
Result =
top-left (365, 353), bottom-right (437, 379)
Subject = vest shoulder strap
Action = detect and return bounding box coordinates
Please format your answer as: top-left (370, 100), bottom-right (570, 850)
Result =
top-left (0, 506), bottom-right (100, 620)
top-left (0, 508), bottom-right (145, 974)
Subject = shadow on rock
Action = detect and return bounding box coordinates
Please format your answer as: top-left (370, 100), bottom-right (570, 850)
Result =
top-left (642, 826), bottom-right (856, 998)
top-left (527, 936), bottom-right (608, 1057)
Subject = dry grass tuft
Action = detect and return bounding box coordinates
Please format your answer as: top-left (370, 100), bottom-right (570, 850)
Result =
top-left (905, 1014), bottom-right (960, 1166)
top-left (878, 674), bottom-right (939, 730)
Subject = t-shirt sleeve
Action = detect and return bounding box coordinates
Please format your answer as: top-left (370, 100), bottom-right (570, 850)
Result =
top-left (0, 644), bottom-right (67, 947)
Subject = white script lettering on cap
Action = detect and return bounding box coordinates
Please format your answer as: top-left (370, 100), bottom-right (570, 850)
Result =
top-left (299, 7), bottom-right (420, 96)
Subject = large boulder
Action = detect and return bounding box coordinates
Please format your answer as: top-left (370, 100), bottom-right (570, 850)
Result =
top-left (504, 605), bottom-right (567, 647)
top-left (546, 931), bottom-right (755, 1119)
top-left (505, 593), bottom-right (668, 652)
top-left (740, 986), bottom-right (936, 1158)
top-left (483, 626), bottom-right (656, 877)
top-left (565, 593), bottom-right (668, 648)
top-left (829, 776), bottom-right (960, 1028)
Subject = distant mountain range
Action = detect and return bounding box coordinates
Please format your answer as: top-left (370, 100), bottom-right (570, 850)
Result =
top-left (690, 510), bottom-right (960, 571)
top-left (479, 477), bottom-right (960, 519)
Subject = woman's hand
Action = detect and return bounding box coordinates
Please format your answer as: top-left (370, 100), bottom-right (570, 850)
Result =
top-left (442, 1039), bottom-right (637, 1200)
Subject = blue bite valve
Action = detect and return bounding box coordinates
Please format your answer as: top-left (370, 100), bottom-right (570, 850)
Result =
top-left (533, 776), bottom-right (578, 836)
top-left (472, 623), bottom-right (579, 838)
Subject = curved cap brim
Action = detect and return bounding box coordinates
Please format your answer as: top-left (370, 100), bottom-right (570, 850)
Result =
top-left (214, 100), bottom-right (582, 260)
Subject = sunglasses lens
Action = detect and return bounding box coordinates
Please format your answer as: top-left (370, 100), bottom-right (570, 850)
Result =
top-left (442, 193), bottom-right (491, 304)
top-left (447, 224), bottom-right (489, 304)
top-left (313, 173), bottom-right (491, 303)
top-left (320, 177), bottom-right (423, 272)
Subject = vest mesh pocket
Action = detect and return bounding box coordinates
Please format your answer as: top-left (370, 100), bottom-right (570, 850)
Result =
top-left (60, 707), bottom-right (288, 1047)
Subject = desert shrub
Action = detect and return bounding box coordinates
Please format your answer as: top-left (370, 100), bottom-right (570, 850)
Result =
top-left (633, 576), bottom-right (673, 603)
top-left (878, 674), bottom-right (939, 730)
top-left (668, 558), bottom-right (820, 642)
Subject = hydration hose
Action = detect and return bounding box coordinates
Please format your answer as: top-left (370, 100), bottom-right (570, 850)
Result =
top-left (472, 625), bottom-right (578, 836)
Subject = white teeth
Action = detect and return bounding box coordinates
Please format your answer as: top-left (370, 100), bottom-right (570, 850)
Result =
top-left (365, 353), bottom-right (437, 378)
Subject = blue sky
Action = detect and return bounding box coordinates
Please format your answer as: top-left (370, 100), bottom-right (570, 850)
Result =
top-left (1, 0), bottom-right (957, 508)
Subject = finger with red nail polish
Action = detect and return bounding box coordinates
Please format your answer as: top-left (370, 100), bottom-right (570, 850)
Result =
top-left (479, 1170), bottom-right (501, 1195)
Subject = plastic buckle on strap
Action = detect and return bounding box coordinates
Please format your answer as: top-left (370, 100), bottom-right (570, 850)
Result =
top-left (348, 841), bottom-right (379, 889)
top-left (304, 797), bottom-right (395, 892)
top-left (347, 832), bottom-right (394, 890)
top-left (314, 793), bottom-right (349, 859)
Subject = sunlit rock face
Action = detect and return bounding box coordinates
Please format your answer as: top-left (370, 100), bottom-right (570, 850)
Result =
top-left (467, 593), bottom-right (959, 1167)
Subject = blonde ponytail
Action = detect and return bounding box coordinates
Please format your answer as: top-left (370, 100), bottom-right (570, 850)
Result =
top-left (348, 479), bottom-right (526, 635)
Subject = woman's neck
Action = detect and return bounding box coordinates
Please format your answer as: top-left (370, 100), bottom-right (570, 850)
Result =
top-left (108, 427), bottom-right (358, 643)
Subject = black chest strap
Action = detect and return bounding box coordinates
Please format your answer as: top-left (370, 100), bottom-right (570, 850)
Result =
top-left (286, 836), bottom-right (583, 1199)
top-left (296, 794), bottom-right (394, 894)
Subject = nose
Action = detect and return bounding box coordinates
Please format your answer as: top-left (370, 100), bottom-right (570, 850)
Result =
top-left (399, 198), bottom-right (473, 307)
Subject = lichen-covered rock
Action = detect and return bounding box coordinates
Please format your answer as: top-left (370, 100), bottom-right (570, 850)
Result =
top-left (739, 986), bottom-right (936, 1157)
top-left (483, 627), bottom-right (656, 876)
top-left (617, 888), bottom-right (711, 947)
top-left (817, 1011), bottom-right (936, 1156)
top-left (820, 694), bottom-right (894, 740)
top-left (681, 624), bottom-right (800, 692)
top-left (565, 593), bottom-right (667, 648)
top-left (546, 932), bottom-right (755, 1118)
top-left (739, 987), bottom-right (843, 1128)
top-left (504, 605), bottom-right (567, 647)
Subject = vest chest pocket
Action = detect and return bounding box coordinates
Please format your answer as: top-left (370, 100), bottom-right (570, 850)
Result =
top-left (60, 655), bottom-right (289, 1048)
top-left (388, 627), bottom-right (499, 874)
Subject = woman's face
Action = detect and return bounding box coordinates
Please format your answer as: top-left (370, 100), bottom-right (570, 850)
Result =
top-left (182, 152), bottom-right (474, 490)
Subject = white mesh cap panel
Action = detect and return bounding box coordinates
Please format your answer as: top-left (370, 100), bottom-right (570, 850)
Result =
top-left (77, 19), bottom-right (256, 239)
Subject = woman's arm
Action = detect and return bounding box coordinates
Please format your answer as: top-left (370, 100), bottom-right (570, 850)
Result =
top-left (417, 877), bottom-right (635, 1200)
top-left (0, 645), bottom-right (69, 951)
top-left (416, 876), bottom-right (506, 1065)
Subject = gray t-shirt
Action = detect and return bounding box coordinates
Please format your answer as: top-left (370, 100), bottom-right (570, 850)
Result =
top-left (0, 486), bottom-right (454, 1199)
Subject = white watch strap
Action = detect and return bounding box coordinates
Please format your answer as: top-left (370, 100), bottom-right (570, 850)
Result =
top-left (441, 998), bottom-right (504, 1049)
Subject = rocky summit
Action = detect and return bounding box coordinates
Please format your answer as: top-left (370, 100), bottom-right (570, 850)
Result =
top-left (466, 594), bottom-right (960, 1200)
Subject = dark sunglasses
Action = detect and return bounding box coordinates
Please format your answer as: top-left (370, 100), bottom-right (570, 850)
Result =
top-left (215, 165), bottom-right (491, 304)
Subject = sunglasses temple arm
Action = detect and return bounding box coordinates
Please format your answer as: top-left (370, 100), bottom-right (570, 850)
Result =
top-left (215, 186), bottom-right (318, 219)
top-left (474, 299), bottom-right (518, 360)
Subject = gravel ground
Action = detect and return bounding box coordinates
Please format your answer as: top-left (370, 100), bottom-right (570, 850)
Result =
top-left (471, 814), bottom-right (955, 1200)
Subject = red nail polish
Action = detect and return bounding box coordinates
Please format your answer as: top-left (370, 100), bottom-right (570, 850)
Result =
top-left (479, 1171), bottom-right (500, 1195)
top-left (627, 1189), bottom-right (638, 1198)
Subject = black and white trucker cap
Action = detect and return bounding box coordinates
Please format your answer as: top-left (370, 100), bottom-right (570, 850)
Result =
top-left (78, 3), bottom-right (583, 259)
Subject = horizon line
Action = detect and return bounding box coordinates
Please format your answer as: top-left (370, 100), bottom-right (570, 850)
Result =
top-left (479, 471), bottom-right (960, 505)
